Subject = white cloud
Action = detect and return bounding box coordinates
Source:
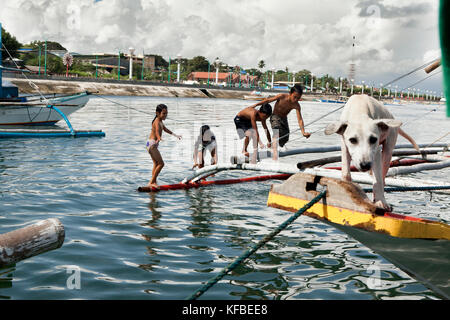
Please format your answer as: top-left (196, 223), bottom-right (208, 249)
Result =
top-left (0, 0), bottom-right (443, 91)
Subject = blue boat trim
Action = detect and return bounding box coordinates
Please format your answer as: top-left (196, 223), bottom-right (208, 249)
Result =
top-left (0, 131), bottom-right (105, 138)
top-left (47, 104), bottom-right (75, 135)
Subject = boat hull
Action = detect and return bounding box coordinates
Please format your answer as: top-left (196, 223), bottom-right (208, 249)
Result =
top-left (327, 220), bottom-right (450, 299)
top-left (0, 93), bottom-right (89, 125)
top-left (267, 172), bottom-right (450, 299)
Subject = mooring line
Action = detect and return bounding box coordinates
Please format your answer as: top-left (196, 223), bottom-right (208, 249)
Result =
top-left (272, 104), bottom-right (345, 144)
top-left (1, 43), bottom-right (50, 104)
top-left (185, 189), bottom-right (327, 300)
top-left (92, 93), bottom-right (195, 125)
top-left (364, 185), bottom-right (450, 193)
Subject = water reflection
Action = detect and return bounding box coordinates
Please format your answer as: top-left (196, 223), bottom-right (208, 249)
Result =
top-left (0, 266), bottom-right (14, 299)
top-left (186, 188), bottom-right (215, 238)
top-left (139, 192), bottom-right (164, 271)
top-left (142, 193), bottom-right (162, 230)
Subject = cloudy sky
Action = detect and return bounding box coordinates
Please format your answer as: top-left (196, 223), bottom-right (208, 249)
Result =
top-left (0, 0), bottom-right (444, 93)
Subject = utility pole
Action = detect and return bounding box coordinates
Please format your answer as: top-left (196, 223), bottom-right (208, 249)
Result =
top-left (168, 57), bottom-right (171, 82)
top-left (129, 47), bottom-right (135, 80)
top-left (118, 50), bottom-right (121, 80)
top-left (38, 44), bottom-right (41, 75)
top-left (44, 40), bottom-right (47, 76)
top-left (0, 23), bottom-right (3, 98)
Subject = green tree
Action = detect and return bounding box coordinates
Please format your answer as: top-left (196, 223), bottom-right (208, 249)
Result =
top-left (258, 60), bottom-right (265, 70)
top-left (187, 56), bottom-right (209, 73)
top-left (1, 27), bottom-right (22, 59)
top-left (28, 40), bottom-right (67, 51)
top-left (154, 55), bottom-right (168, 69)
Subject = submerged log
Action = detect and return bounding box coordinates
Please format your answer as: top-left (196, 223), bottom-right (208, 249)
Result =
top-left (0, 218), bottom-right (65, 268)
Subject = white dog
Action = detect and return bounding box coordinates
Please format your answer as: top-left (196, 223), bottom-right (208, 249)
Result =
top-left (325, 94), bottom-right (419, 211)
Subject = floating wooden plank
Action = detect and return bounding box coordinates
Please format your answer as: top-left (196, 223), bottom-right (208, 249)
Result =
top-left (0, 218), bottom-right (65, 267)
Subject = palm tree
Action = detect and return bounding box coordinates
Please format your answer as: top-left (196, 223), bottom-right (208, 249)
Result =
top-left (258, 60), bottom-right (265, 70)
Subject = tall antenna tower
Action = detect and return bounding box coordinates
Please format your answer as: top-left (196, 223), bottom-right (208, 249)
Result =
top-left (348, 35), bottom-right (356, 82)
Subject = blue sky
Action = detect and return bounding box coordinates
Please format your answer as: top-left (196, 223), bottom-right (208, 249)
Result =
top-left (0, 0), bottom-right (444, 93)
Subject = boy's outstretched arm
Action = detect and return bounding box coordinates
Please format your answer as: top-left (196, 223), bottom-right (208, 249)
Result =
top-left (261, 120), bottom-right (271, 148)
top-left (248, 94), bottom-right (282, 108)
top-left (250, 110), bottom-right (262, 146)
top-left (295, 105), bottom-right (311, 138)
top-left (163, 125), bottom-right (182, 139)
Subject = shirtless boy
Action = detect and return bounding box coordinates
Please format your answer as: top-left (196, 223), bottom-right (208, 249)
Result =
top-left (249, 84), bottom-right (311, 160)
top-left (234, 103), bottom-right (272, 164)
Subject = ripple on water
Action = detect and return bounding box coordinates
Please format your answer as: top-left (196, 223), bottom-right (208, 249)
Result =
top-left (0, 97), bottom-right (447, 300)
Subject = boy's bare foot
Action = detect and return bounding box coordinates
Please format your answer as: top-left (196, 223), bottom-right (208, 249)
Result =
top-left (148, 183), bottom-right (160, 190)
top-left (243, 151), bottom-right (250, 158)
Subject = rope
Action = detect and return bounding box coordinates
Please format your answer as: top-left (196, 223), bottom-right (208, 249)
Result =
top-left (402, 107), bottom-right (438, 127)
top-left (423, 131), bottom-right (450, 149)
top-left (1, 42), bottom-right (50, 104)
top-left (383, 58), bottom-right (441, 88)
top-left (92, 94), bottom-right (154, 115)
top-left (363, 185), bottom-right (450, 193)
top-left (400, 70), bottom-right (442, 93)
top-left (272, 104), bottom-right (345, 144)
top-left (92, 93), bottom-right (192, 124)
top-left (186, 189), bottom-right (327, 300)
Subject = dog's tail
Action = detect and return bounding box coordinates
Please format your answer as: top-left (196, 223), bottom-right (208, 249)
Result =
top-left (398, 128), bottom-right (420, 152)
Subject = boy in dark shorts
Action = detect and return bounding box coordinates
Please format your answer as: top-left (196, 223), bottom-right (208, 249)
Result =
top-left (248, 84), bottom-right (311, 160)
top-left (234, 103), bottom-right (272, 164)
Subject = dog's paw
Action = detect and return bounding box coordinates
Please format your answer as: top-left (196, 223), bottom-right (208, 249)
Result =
top-left (342, 174), bottom-right (352, 182)
top-left (374, 200), bottom-right (392, 212)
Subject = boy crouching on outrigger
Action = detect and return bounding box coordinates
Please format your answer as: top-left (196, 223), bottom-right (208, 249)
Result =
top-left (193, 125), bottom-right (218, 169)
top-left (248, 84), bottom-right (311, 160)
top-left (233, 103), bottom-right (272, 164)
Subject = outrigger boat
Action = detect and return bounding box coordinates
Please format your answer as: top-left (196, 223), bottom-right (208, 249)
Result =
top-left (0, 22), bottom-right (104, 138)
top-left (267, 172), bottom-right (450, 299)
top-left (0, 86), bottom-right (91, 126)
top-left (138, 142), bottom-right (450, 298)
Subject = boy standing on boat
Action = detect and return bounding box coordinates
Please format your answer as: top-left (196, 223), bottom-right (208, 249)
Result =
top-left (234, 103), bottom-right (272, 164)
top-left (147, 104), bottom-right (182, 189)
top-left (249, 84), bottom-right (311, 160)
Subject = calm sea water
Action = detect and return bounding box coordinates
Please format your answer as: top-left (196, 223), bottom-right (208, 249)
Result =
top-left (0, 95), bottom-right (448, 300)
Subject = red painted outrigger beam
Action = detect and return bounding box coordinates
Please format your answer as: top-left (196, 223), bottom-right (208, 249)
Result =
top-left (137, 158), bottom-right (432, 193)
top-left (137, 174), bottom-right (292, 192)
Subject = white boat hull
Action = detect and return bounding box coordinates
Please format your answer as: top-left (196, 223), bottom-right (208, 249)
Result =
top-left (0, 93), bottom-right (89, 125)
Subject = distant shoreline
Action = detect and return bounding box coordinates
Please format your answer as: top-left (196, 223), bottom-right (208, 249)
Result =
top-left (4, 73), bottom-right (442, 105)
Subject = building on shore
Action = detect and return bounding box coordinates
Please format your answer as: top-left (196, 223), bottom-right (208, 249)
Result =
top-left (187, 71), bottom-right (258, 87)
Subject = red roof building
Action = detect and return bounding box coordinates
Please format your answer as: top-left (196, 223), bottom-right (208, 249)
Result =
top-left (187, 72), bottom-right (259, 86)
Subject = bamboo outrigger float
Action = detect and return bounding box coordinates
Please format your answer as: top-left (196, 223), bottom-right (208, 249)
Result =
top-left (267, 172), bottom-right (450, 299)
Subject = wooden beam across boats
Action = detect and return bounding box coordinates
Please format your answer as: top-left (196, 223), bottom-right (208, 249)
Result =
top-left (267, 172), bottom-right (450, 299)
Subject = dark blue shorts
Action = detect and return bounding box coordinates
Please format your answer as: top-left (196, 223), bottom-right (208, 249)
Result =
top-left (234, 116), bottom-right (253, 139)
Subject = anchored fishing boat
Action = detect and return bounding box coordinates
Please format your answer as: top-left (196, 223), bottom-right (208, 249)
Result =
top-left (0, 88), bottom-right (90, 126)
top-left (267, 172), bottom-right (450, 299)
top-left (0, 22), bottom-right (104, 138)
